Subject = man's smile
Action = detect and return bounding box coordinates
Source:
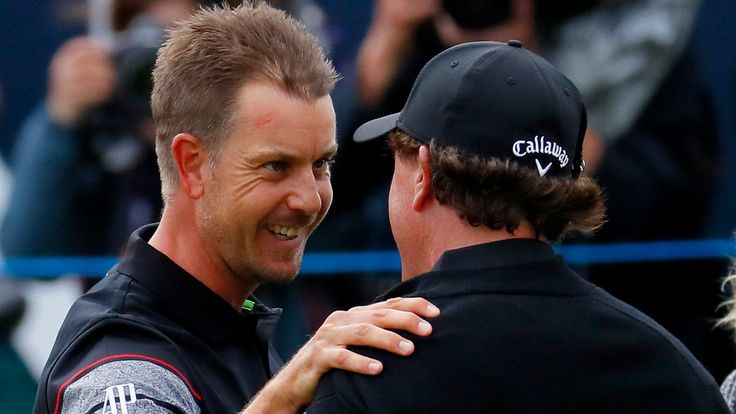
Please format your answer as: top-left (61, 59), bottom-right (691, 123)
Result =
top-left (266, 223), bottom-right (302, 240)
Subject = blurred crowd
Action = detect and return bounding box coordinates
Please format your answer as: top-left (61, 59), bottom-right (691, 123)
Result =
top-left (0, 0), bottom-right (735, 412)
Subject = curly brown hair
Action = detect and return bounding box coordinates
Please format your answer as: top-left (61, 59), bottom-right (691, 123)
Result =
top-left (389, 130), bottom-right (606, 241)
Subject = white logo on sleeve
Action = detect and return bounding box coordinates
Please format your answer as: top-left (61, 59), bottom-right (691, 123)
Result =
top-left (102, 383), bottom-right (137, 414)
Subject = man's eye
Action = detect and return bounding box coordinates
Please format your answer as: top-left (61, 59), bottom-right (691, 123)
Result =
top-left (313, 159), bottom-right (333, 171)
top-left (265, 161), bottom-right (287, 172)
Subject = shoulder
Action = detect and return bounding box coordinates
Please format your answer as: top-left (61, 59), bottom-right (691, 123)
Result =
top-left (587, 287), bottom-right (703, 357)
top-left (585, 287), bottom-right (724, 390)
top-left (308, 340), bottom-right (438, 413)
top-left (38, 319), bottom-right (202, 414)
top-left (46, 356), bottom-right (201, 414)
top-left (37, 278), bottom-right (201, 414)
top-left (308, 369), bottom-right (366, 414)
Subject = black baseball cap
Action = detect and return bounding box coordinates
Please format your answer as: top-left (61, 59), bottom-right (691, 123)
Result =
top-left (354, 40), bottom-right (587, 178)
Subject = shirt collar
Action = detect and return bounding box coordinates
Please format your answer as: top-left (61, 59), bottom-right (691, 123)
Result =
top-left (377, 238), bottom-right (591, 301)
top-left (431, 238), bottom-right (557, 271)
top-left (115, 224), bottom-right (281, 343)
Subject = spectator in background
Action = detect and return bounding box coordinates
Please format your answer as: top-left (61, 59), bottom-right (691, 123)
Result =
top-left (581, 0), bottom-right (736, 382)
top-left (0, 0), bottom-right (201, 391)
top-left (0, 0), bottom-right (199, 261)
top-left (548, 0), bottom-right (702, 145)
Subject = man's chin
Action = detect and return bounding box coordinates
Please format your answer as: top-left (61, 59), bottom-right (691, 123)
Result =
top-left (255, 260), bottom-right (302, 285)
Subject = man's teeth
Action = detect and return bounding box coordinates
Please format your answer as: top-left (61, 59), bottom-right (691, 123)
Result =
top-left (268, 225), bottom-right (298, 237)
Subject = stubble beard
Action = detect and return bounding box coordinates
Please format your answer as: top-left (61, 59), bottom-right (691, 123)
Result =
top-left (199, 174), bottom-right (321, 287)
top-left (201, 212), bottom-right (305, 287)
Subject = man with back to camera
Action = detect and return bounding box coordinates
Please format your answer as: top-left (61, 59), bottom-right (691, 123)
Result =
top-left (33, 4), bottom-right (441, 414)
top-left (307, 40), bottom-right (729, 413)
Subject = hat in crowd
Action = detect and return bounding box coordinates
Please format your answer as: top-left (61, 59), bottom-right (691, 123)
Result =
top-left (354, 40), bottom-right (587, 179)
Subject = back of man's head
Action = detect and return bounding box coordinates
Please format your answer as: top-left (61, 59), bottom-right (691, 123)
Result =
top-left (151, 2), bottom-right (337, 200)
top-left (355, 40), bottom-right (605, 241)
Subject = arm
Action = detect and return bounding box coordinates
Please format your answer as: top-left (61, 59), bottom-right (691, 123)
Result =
top-left (39, 321), bottom-right (201, 414)
top-left (49, 358), bottom-right (200, 414)
top-left (356, 0), bottom-right (439, 106)
top-left (241, 297), bottom-right (439, 413)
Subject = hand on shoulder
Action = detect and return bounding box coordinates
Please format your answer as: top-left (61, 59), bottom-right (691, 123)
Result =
top-left (241, 297), bottom-right (440, 413)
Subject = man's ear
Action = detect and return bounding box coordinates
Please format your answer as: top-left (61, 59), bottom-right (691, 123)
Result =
top-left (412, 146), bottom-right (433, 211)
top-left (171, 133), bottom-right (206, 199)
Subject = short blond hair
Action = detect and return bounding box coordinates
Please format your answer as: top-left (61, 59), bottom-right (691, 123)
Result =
top-left (151, 2), bottom-right (338, 200)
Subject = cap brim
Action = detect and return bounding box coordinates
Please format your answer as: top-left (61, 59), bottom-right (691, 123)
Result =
top-left (353, 113), bottom-right (400, 142)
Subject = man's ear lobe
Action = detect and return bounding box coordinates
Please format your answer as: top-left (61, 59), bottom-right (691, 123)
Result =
top-left (171, 133), bottom-right (206, 199)
top-left (412, 146), bottom-right (433, 211)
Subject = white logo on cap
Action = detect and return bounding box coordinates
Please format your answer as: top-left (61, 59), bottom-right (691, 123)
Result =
top-left (512, 135), bottom-right (569, 176)
top-left (535, 159), bottom-right (552, 177)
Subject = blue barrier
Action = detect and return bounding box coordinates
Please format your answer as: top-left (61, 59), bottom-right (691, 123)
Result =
top-left (558, 239), bottom-right (736, 265)
top-left (1, 239), bottom-right (735, 278)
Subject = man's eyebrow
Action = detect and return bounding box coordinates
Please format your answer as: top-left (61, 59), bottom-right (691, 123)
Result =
top-left (322, 143), bottom-right (339, 159)
top-left (247, 143), bottom-right (339, 163)
top-left (247, 149), bottom-right (298, 164)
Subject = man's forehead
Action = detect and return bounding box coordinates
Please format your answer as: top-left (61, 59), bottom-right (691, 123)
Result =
top-left (236, 81), bottom-right (333, 113)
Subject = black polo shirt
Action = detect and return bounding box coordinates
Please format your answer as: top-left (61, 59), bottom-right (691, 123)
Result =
top-left (309, 239), bottom-right (728, 413)
top-left (34, 224), bottom-right (283, 414)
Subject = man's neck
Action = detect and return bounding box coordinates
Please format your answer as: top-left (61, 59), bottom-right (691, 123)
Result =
top-left (400, 217), bottom-right (541, 281)
top-left (149, 203), bottom-right (257, 310)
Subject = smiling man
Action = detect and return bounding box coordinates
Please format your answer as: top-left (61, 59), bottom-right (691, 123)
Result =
top-left (33, 4), bottom-right (438, 414)
top-left (174, 82), bottom-right (339, 305)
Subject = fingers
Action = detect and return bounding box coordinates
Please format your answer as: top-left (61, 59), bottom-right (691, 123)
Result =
top-left (311, 297), bottom-right (441, 372)
top-left (354, 296), bottom-right (441, 320)
top-left (321, 297), bottom-right (440, 347)
top-left (247, 332), bottom-right (389, 410)
top-left (320, 345), bottom-right (385, 375)
top-left (357, 307), bottom-right (435, 337)
top-left (301, 324), bottom-right (396, 377)
top-left (265, 297), bottom-right (440, 408)
top-left (305, 319), bottom-right (418, 377)
top-left (332, 315), bottom-right (421, 355)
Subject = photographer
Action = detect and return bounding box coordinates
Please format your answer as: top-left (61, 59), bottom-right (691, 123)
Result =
top-left (1, 0), bottom-right (197, 259)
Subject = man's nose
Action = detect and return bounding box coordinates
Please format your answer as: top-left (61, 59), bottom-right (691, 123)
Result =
top-left (286, 171), bottom-right (322, 216)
